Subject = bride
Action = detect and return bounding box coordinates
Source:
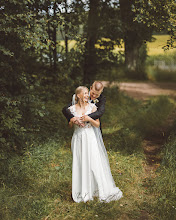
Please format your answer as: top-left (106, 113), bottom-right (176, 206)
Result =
top-left (68, 86), bottom-right (123, 203)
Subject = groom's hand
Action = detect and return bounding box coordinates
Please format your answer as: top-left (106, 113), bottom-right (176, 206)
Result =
top-left (70, 117), bottom-right (85, 127)
top-left (80, 115), bottom-right (90, 122)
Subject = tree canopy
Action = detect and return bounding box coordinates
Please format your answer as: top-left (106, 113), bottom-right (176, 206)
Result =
top-left (0, 0), bottom-right (176, 153)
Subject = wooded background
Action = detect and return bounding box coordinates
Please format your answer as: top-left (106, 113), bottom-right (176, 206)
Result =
top-left (1, 1), bottom-right (176, 219)
top-left (1, 0), bottom-right (176, 154)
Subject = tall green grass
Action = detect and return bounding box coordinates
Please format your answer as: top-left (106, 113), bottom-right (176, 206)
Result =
top-left (150, 134), bottom-right (176, 220)
top-left (0, 129), bottom-right (147, 219)
top-left (103, 88), bottom-right (174, 144)
top-left (102, 88), bottom-right (142, 153)
top-left (0, 88), bottom-right (175, 219)
top-left (146, 51), bottom-right (176, 82)
top-left (0, 139), bottom-right (72, 220)
top-left (147, 66), bottom-right (176, 82)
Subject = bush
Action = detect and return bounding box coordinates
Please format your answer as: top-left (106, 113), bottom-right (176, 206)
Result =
top-left (38, 100), bottom-right (73, 142)
top-left (146, 51), bottom-right (176, 82)
top-left (147, 66), bottom-right (176, 82)
top-left (96, 65), bottom-right (126, 82)
top-left (134, 96), bottom-right (174, 137)
top-left (0, 84), bottom-right (47, 156)
top-left (147, 51), bottom-right (176, 66)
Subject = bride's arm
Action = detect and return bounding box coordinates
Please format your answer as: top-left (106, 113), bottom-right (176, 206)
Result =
top-left (81, 115), bottom-right (100, 128)
top-left (89, 117), bottom-right (100, 128)
top-left (69, 117), bottom-right (85, 128)
top-left (81, 106), bottom-right (100, 128)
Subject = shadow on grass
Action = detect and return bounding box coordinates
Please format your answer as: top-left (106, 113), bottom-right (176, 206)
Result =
top-left (103, 128), bottom-right (142, 156)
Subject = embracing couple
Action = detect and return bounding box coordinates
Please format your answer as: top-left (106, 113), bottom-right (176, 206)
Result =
top-left (62, 81), bottom-right (123, 203)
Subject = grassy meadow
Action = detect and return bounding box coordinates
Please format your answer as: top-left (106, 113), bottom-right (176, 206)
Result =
top-left (147, 35), bottom-right (176, 56)
top-left (112, 34), bottom-right (176, 56)
top-left (59, 35), bottom-right (176, 56)
top-left (1, 87), bottom-right (176, 220)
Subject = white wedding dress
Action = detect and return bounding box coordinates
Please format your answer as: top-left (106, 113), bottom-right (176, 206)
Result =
top-left (69, 103), bottom-right (123, 203)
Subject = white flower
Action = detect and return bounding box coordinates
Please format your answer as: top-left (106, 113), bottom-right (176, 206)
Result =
top-left (94, 99), bottom-right (99, 104)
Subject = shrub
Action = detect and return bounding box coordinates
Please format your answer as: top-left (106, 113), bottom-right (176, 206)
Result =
top-left (146, 51), bottom-right (176, 82)
top-left (154, 68), bottom-right (176, 82)
top-left (134, 96), bottom-right (174, 137)
top-left (147, 66), bottom-right (176, 82)
top-left (0, 86), bottom-right (47, 156)
top-left (147, 51), bottom-right (176, 66)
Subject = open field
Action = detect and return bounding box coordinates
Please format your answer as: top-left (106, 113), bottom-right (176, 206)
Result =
top-left (147, 35), bottom-right (176, 56)
top-left (113, 35), bottom-right (176, 56)
top-left (58, 35), bottom-right (176, 56)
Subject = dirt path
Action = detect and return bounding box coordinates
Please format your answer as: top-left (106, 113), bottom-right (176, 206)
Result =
top-left (102, 81), bottom-right (176, 100)
top-left (103, 81), bottom-right (176, 219)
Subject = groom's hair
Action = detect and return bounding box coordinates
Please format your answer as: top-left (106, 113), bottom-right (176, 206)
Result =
top-left (92, 81), bottom-right (104, 92)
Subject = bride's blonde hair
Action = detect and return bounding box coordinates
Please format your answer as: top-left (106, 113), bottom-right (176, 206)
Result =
top-left (75, 86), bottom-right (89, 102)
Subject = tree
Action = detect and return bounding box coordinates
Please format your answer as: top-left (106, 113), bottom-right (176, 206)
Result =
top-left (119, 0), bottom-right (151, 77)
top-left (134, 0), bottom-right (176, 49)
top-left (119, 0), bottom-right (176, 78)
top-left (83, 0), bottom-right (100, 84)
top-left (0, 0), bottom-right (48, 153)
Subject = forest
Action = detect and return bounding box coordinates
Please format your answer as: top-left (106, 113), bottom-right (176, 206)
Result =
top-left (1, 0), bottom-right (176, 219)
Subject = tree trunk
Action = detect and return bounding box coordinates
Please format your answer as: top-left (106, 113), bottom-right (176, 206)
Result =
top-left (64, 0), bottom-right (68, 55)
top-left (124, 35), bottom-right (141, 71)
top-left (119, 0), bottom-right (142, 72)
top-left (53, 27), bottom-right (57, 72)
top-left (47, 5), bottom-right (52, 68)
top-left (53, 1), bottom-right (57, 73)
top-left (83, 0), bottom-right (99, 84)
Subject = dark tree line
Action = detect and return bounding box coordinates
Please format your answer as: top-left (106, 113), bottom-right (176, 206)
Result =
top-left (0, 0), bottom-right (175, 154)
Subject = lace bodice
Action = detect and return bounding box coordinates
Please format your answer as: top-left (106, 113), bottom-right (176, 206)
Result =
top-left (69, 103), bottom-right (96, 129)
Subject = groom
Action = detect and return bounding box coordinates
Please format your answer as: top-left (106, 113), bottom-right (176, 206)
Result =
top-left (62, 81), bottom-right (106, 130)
